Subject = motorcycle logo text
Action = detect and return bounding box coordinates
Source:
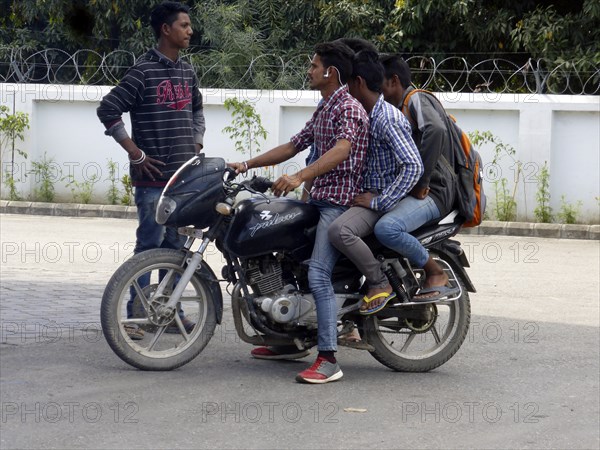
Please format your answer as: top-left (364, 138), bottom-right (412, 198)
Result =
top-left (259, 211), bottom-right (273, 221)
top-left (249, 212), bottom-right (302, 237)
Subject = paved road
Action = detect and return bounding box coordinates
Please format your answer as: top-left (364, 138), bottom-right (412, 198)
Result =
top-left (1, 214), bottom-right (599, 449)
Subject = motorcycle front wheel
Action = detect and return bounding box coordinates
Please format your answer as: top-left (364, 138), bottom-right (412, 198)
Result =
top-left (363, 275), bottom-right (471, 372)
top-left (101, 248), bottom-right (216, 371)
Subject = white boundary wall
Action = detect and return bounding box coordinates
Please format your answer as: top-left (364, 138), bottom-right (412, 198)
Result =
top-left (1, 83), bottom-right (599, 222)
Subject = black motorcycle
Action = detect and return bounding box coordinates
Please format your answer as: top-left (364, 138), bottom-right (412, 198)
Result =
top-left (101, 155), bottom-right (474, 371)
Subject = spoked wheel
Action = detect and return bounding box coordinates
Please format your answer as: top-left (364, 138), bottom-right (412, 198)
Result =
top-left (101, 249), bottom-right (216, 370)
top-left (363, 277), bottom-right (471, 372)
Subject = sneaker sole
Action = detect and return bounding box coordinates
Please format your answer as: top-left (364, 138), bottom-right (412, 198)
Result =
top-left (252, 350), bottom-right (311, 360)
top-left (295, 369), bottom-right (343, 384)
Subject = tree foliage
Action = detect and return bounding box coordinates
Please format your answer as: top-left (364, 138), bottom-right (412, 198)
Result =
top-left (2, 0), bottom-right (160, 53)
top-left (383, 0), bottom-right (599, 62)
top-left (1, 0), bottom-right (597, 91)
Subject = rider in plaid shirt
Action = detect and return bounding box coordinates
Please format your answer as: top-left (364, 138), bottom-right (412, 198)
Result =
top-left (229, 41), bottom-right (369, 384)
top-left (289, 85), bottom-right (368, 206)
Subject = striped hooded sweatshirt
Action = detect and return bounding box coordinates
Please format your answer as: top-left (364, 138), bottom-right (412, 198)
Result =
top-left (97, 48), bottom-right (205, 187)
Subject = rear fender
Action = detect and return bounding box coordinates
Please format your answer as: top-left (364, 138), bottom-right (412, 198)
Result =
top-left (431, 243), bottom-right (476, 293)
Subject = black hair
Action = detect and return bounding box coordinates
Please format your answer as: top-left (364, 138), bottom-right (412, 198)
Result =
top-left (150, 2), bottom-right (191, 39)
top-left (351, 50), bottom-right (384, 93)
top-left (333, 38), bottom-right (378, 54)
top-left (379, 53), bottom-right (411, 89)
top-left (314, 41), bottom-right (354, 84)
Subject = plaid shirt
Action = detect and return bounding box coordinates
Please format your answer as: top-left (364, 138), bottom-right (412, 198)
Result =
top-left (291, 86), bottom-right (369, 206)
top-left (365, 95), bottom-right (423, 212)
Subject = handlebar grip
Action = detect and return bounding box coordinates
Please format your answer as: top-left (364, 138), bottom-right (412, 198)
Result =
top-left (224, 167), bottom-right (238, 181)
top-left (250, 176), bottom-right (273, 193)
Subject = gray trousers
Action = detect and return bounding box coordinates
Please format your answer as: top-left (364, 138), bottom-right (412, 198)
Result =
top-left (327, 206), bottom-right (388, 289)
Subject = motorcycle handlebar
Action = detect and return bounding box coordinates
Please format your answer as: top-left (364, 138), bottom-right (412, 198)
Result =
top-left (223, 170), bottom-right (272, 195)
top-left (224, 167), bottom-right (238, 182)
top-left (249, 176), bottom-right (273, 193)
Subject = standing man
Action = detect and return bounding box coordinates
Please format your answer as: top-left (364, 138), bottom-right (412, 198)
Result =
top-left (229, 41), bottom-right (369, 384)
top-left (97, 2), bottom-right (205, 338)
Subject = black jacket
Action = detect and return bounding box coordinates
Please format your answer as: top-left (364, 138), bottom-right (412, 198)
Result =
top-left (401, 87), bottom-right (457, 217)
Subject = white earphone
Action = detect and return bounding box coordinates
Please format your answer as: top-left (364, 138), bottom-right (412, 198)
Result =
top-left (323, 66), bottom-right (342, 85)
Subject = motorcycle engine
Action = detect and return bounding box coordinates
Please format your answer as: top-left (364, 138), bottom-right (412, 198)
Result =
top-left (245, 257), bottom-right (317, 326)
top-left (257, 286), bottom-right (316, 325)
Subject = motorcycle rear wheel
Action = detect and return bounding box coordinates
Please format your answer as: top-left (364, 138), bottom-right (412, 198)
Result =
top-left (363, 276), bottom-right (471, 372)
top-left (101, 249), bottom-right (216, 370)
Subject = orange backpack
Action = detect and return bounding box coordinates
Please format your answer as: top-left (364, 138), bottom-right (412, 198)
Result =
top-left (402, 89), bottom-right (486, 227)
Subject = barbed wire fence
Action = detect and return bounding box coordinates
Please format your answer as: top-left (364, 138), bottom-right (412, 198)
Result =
top-left (0, 46), bottom-right (598, 95)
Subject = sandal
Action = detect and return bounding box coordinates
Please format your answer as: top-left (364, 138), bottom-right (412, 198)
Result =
top-left (360, 291), bottom-right (396, 315)
top-left (413, 285), bottom-right (460, 302)
top-left (337, 335), bottom-right (375, 351)
top-left (338, 327), bottom-right (361, 343)
top-left (124, 324), bottom-right (145, 341)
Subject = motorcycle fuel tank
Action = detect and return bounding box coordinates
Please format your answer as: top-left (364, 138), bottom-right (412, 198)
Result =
top-left (224, 197), bottom-right (320, 258)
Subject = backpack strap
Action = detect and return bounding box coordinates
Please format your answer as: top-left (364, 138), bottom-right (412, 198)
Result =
top-left (402, 88), bottom-right (468, 173)
top-left (401, 88), bottom-right (435, 128)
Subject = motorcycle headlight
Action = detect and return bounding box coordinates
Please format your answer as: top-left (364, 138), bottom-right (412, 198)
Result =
top-left (215, 202), bottom-right (233, 216)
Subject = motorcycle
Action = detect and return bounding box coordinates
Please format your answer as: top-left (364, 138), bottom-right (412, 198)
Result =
top-left (101, 155), bottom-right (474, 371)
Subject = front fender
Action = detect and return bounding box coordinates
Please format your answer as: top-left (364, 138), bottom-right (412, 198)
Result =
top-left (195, 261), bottom-right (223, 324)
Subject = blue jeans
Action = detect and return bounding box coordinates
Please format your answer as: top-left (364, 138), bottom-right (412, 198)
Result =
top-left (307, 200), bottom-right (348, 352)
top-left (128, 187), bottom-right (186, 318)
top-left (374, 196), bottom-right (440, 268)
top-left (134, 187), bottom-right (185, 254)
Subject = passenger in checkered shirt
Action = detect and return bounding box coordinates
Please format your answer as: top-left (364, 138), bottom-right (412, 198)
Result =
top-left (229, 41), bottom-right (369, 384)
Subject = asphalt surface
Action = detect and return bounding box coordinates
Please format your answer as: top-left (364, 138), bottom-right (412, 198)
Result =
top-left (0, 214), bottom-right (599, 449)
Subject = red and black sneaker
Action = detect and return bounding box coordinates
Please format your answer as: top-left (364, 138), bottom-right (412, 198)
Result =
top-left (295, 356), bottom-right (343, 384)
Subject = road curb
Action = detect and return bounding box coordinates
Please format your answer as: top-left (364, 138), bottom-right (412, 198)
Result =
top-left (1, 200), bottom-right (138, 220)
top-left (1, 200), bottom-right (598, 240)
top-left (459, 220), bottom-right (599, 240)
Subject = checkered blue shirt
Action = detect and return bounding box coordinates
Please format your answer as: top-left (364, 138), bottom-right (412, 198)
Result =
top-left (291, 85), bottom-right (369, 206)
top-left (365, 95), bottom-right (423, 212)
